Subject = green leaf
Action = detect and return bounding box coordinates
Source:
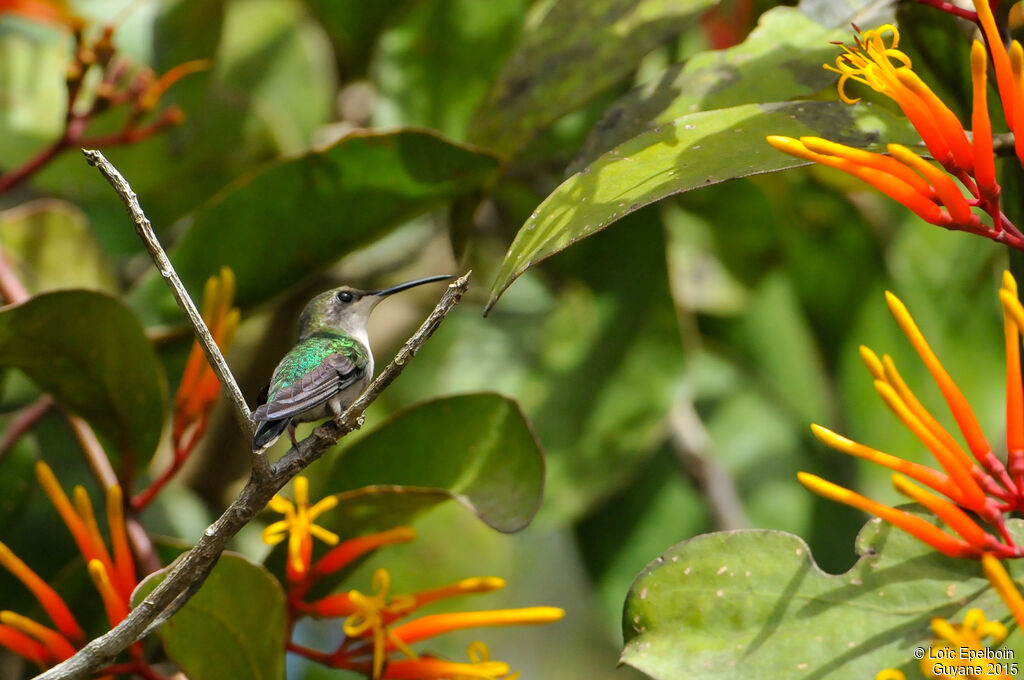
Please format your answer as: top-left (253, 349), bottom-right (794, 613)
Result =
top-left (129, 129), bottom-right (499, 325)
top-left (485, 100), bottom-right (919, 312)
top-left (134, 553), bottom-right (286, 680)
top-left (622, 515), bottom-right (1024, 680)
top-left (0, 291), bottom-right (166, 467)
top-left (0, 200), bottom-right (118, 295)
top-left (318, 393), bottom-right (545, 533)
top-left (468, 0), bottom-right (717, 157)
top-left (371, 0), bottom-right (527, 140)
top-left (572, 1), bottom-right (896, 168)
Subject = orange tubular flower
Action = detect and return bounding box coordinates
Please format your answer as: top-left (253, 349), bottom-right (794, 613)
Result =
top-left (173, 266), bottom-right (240, 443)
top-left (387, 607), bottom-right (567, 648)
top-left (0, 464), bottom-right (140, 670)
top-left (797, 473), bottom-right (979, 558)
top-left (971, 41), bottom-right (998, 200)
top-left (309, 526), bottom-right (417, 583)
top-left (804, 274), bottom-right (1024, 560)
top-left (765, 136), bottom-right (951, 226)
top-left (383, 642), bottom-right (515, 680)
top-left (769, 21), bottom-right (1024, 249)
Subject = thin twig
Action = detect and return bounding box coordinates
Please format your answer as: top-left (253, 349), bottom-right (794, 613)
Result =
top-left (0, 396), bottom-right (55, 464)
top-left (669, 397), bottom-right (749, 531)
top-left (32, 272), bottom-right (470, 680)
top-left (81, 149), bottom-right (263, 475)
top-left (64, 411), bottom-right (118, 489)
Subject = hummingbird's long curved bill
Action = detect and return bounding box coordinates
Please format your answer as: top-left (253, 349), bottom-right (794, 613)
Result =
top-left (373, 274), bottom-right (454, 297)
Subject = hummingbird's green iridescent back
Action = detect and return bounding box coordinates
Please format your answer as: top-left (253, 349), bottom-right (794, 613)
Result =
top-left (269, 334), bottom-right (367, 399)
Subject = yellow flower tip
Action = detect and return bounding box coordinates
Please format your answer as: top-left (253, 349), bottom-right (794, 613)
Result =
top-left (294, 476), bottom-right (309, 504)
top-left (105, 483), bottom-right (122, 511)
top-left (809, 424), bottom-right (851, 450)
top-left (391, 526), bottom-right (417, 542)
top-left (884, 290), bottom-right (914, 325)
top-left (972, 40), bottom-right (988, 75)
top-left (309, 495), bottom-right (340, 519)
top-left (528, 606), bottom-right (566, 623)
top-left (875, 670), bottom-right (907, 680)
top-left (1004, 270), bottom-right (1018, 294)
top-left (457, 577), bottom-right (507, 593)
top-left (982, 554), bottom-right (1024, 629)
top-left (71, 486), bottom-right (96, 523)
top-left (766, 135), bottom-right (804, 153)
top-left (859, 345), bottom-right (885, 380)
top-left (261, 521), bottom-right (289, 546)
top-left (796, 136), bottom-right (836, 154)
top-left (267, 495), bottom-right (294, 514)
top-left (34, 460), bottom-right (59, 492)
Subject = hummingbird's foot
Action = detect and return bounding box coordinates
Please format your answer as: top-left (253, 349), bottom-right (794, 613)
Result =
top-left (287, 423), bottom-right (299, 449)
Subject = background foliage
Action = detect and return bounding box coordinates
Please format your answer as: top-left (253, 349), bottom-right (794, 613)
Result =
top-left (0, 0), bottom-right (1015, 678)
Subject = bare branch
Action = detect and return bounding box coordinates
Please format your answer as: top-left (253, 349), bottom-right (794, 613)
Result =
top-left (32, 272), bottom-right (470, 680)
top-left (81, 149), bottom-right (261, 473)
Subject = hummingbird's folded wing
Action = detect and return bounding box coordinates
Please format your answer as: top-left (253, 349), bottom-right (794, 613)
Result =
top-left (253, 353), bottom-right (364, 421)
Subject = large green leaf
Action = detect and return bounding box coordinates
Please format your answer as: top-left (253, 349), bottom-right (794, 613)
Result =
top-left (467, 0), bottom-right (717, 157)
top-left (0, 291), bottom-right (166, 467)
top-left (622, 516), bottom-right (1024, 680)
top-left (130, 129), bottom-right (499, 324)
top-left (134, 553), bottom-right (286, 680)
top-left (485, 100), bottom-right (919, 312)
top-left (0, 200), bottom-right (118, 295)
top-left (572, 1), bottom-right (896, 169)
top-left (318, 393), bottom-right (545, 534)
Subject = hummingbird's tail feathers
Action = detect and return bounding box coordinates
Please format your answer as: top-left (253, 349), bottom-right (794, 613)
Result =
top-left (252, 417), bottom-right (288, 453)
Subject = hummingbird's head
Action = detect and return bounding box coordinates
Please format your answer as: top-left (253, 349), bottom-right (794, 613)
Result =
top-left (296, 274), bottom-right (453, 341)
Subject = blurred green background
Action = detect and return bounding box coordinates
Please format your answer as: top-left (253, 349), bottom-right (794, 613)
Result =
top-left (0, 0), bottom-right (1015, 677)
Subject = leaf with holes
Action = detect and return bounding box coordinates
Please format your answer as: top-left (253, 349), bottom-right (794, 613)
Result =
top-left (622, 515), bottom-right (1024, 680)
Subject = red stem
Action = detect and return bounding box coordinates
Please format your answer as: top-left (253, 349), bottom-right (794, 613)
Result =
top-left (131, 417), bottom-right (206, 511)
top-left (0, 138), bottom-right (68, 194)
top-left (913, 0), bottom-right (980, 21)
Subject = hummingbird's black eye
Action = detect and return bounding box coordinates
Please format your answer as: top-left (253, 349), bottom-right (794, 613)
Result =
top-left (336, 291), bottom-right (354, 303)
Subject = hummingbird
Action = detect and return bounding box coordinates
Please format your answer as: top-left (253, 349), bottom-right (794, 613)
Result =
top-left (251, 274), bottom-right (453, 452)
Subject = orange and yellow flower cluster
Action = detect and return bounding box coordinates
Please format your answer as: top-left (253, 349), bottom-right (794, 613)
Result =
top-left (132, 267), bottom-right (239, 511)
top-left (0, 463), bottom-right (148, 675)
top-left (800, 273), bottom-right (1024, 560)
top-left (264, 477), bottom-right (565, 680)
top-left (768, 2), bottom-right (1024, 249)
